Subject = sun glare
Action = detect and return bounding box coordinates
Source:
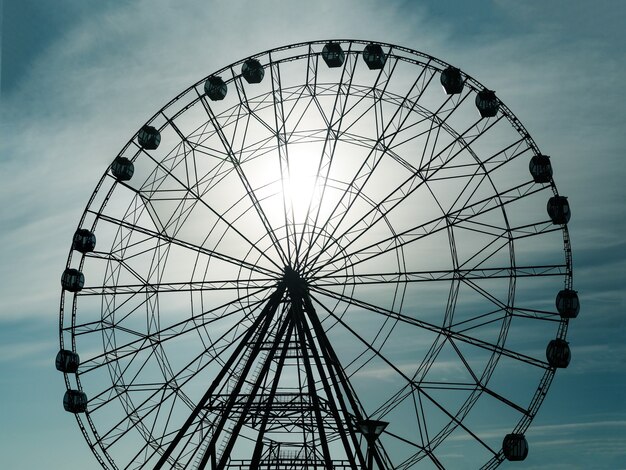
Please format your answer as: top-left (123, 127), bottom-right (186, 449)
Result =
top-left (282, 152), bottom-right (323, 221)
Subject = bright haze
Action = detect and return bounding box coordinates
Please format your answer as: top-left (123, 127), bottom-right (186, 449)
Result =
top-left (0, 1), bottom-right (624, 469)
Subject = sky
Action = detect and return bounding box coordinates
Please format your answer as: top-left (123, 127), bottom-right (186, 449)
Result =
top-left (1, 0), bottom-right (625, 469)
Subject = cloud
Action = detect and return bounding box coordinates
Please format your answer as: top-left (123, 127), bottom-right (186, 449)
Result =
top-left (0, 2), bottom-right (624, 469)
top-left (0, 0), bottom-right (443, 322)
top-left (526, 420), bottom-right (626, 462)
top-left (0, 338), bottom-right (55, 363)
top-left (447, 417), bottom-right (626, 443)
top-left (530, 419), bottom-right (626, 433)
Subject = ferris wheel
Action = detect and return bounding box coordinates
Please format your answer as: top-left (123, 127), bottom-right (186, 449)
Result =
top-left (57, 40), bottom-right (578, 469)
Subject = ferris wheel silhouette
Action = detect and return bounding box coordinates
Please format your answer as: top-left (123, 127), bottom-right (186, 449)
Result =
top-left (57, 40), bottom-right (577, 469)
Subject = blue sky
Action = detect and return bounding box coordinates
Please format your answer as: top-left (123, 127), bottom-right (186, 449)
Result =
top-left (1, 1), bottom-right (625, 469)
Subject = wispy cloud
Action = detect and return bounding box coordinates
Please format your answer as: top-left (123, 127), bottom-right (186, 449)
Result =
top-left (0, 338), bottom-right (56, 364)
top-left (0, 1), bottom-right (624, 469)
top-left (448, 418), bottom-right (626, 443)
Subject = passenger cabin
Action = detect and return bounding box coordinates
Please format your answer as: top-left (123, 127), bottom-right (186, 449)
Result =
top-left (61, 268), bottom-right (84, 293)
top-left (242, 59), bottom-right (264, 84)
top-left (475, 89), bottom-right (499, 118)
top-left (503, 434), bottom-right (528, 461)
top-left (440, 66), bottom-right (464, 95)
top-left (204, 76), bottom-right (228, 101)
top-left (556, 289), bottom-right (580, 319)
top-left (362, 44), bottom-right (386, 70)
top-left (138, 125), bottom-right (161, 150)
top-left (55, 349), bottom-right (80, 373)
top-left (547, 196), bottom-right (571, 224)
top-left (72, 228), bottom-right (96, 254)
top-left (322, 42), bottom-right (345, 68)
top-left (529, 154), bottom-right (553, 183)
top-left (63, 390), bottom-right (88, 414)
top-left (111, 156), bottom-right (134, 181)
top-left (546, 339), bottom-right (571, 368)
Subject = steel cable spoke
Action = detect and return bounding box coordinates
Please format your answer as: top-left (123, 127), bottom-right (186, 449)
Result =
top-left (310, 285), bottom-right (549, 369)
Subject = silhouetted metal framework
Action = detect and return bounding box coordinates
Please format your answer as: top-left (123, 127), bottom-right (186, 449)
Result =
top-left (58, 40), bottom-right (576, 469)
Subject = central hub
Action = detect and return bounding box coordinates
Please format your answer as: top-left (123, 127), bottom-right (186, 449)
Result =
top-left (283, 265), bottom-right (308, 297)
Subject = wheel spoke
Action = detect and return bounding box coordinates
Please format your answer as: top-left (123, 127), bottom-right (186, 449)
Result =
top-left (311, 264), bottom-right (566, 286)
top-left (77, 288), bottom-right (271, 375)
top-left (295, 44), bottom-right (360, 269)
top-left (197, 89), bottom-right (289, 266)
top-left (92, 211), bottom-right (279, 277)
top-left (310, 285), bottom-right (549, 369)
top-left (309, 181), bottom-right (544, 278)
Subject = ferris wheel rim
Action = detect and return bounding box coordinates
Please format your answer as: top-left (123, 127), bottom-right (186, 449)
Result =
top-left (58, 39), bottom-right (574, 469)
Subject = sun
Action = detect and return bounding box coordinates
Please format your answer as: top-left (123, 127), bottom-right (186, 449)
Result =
top-left (282, 152), bottom-right (323, 221)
